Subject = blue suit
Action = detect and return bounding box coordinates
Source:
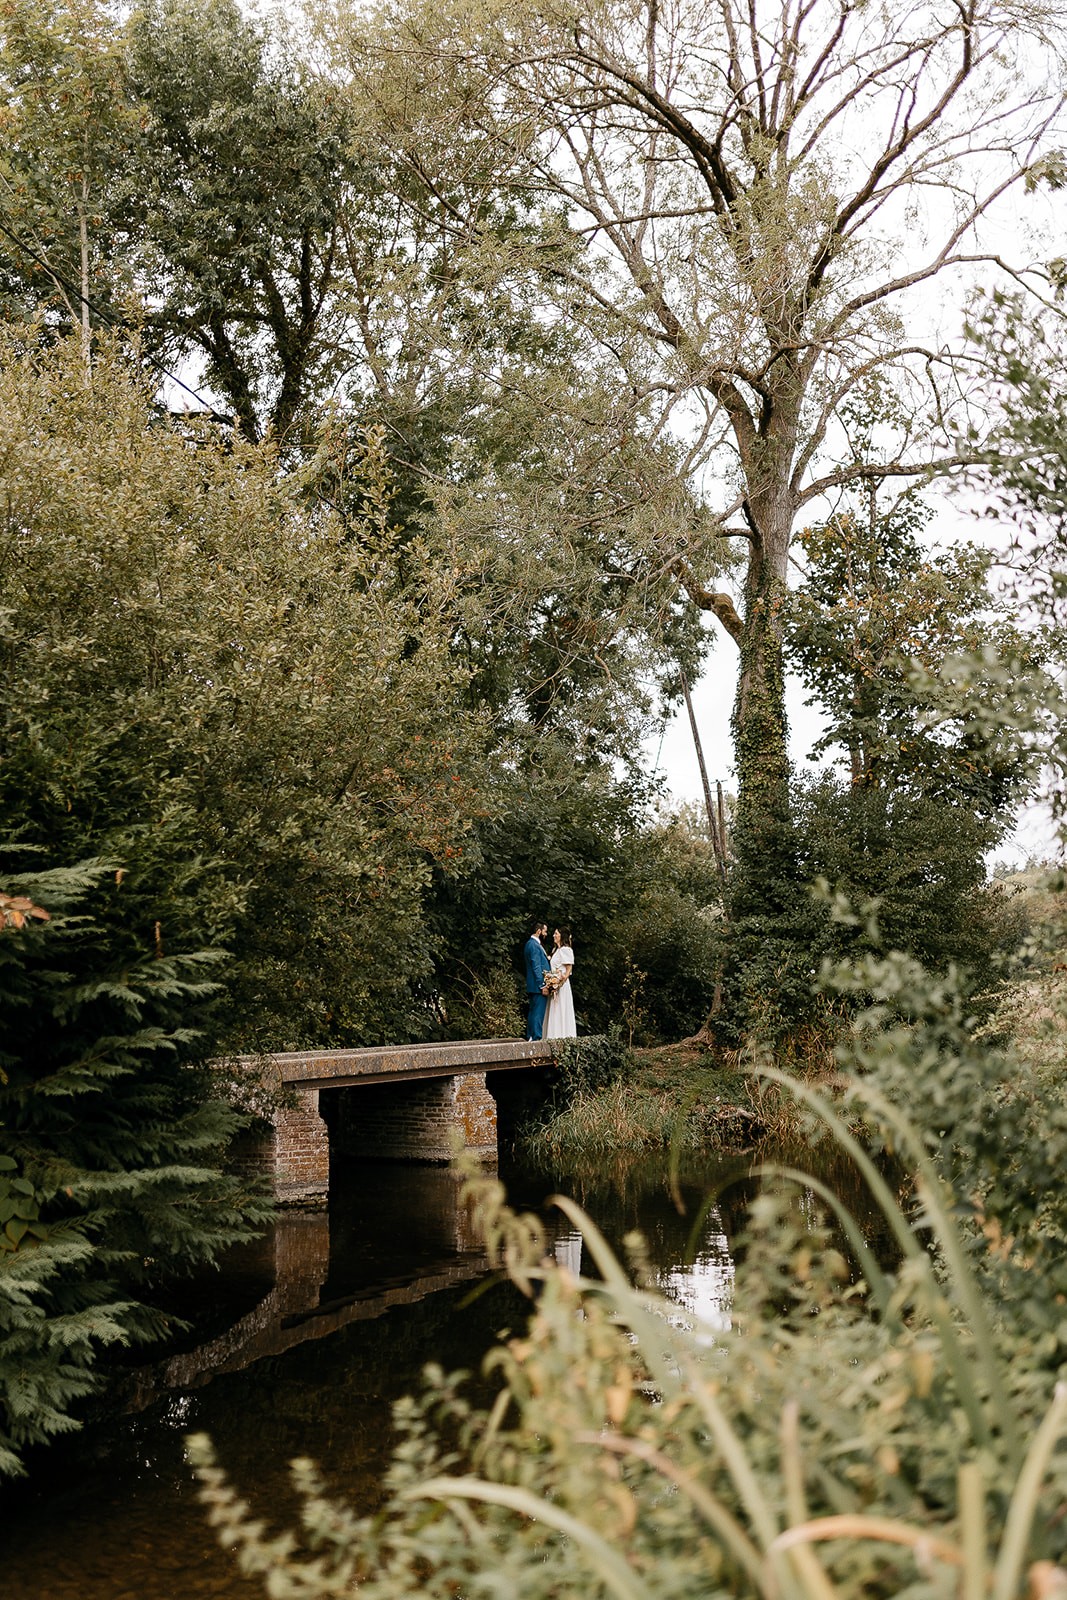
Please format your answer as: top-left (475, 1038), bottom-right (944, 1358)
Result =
top-left (524, 935), bottom-right (552, 1040)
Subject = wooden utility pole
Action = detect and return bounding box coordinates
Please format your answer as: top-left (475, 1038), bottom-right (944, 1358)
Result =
top-left (679, 667), bottom-right (726, 883)
top-left (678, 666), bottom-right (728, 1029)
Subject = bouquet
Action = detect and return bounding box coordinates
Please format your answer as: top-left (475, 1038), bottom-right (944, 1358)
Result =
top-left (541, 971), bottom-right (563, 997)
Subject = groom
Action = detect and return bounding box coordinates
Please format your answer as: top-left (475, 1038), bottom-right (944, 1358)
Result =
top-left (523, 919), bottom-right (552, 1040)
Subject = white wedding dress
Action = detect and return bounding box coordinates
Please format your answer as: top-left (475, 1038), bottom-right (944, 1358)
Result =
top-left (544, 944), bottom-right (576, 1039)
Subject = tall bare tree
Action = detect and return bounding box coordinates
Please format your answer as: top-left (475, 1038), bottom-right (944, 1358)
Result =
top-left (336, 0), bottom-right (1064, 889)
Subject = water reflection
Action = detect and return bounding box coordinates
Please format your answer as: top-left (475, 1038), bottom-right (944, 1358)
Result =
top-left (660, 1228), bottom-right (734, 1335)
top-left (511, 1154), bottom-right (742, 1338)
top-left (0, 1143), bottom-right (882, 1600)
top-left (552, 1228), bottom-right (584, 1277)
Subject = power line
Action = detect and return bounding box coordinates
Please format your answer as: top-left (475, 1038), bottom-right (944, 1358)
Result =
top-left (0, 208), bottom-right (235, 424)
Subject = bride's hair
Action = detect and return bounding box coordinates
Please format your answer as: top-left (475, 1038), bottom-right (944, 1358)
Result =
top-left (558, 925), bottom-right (572, 945)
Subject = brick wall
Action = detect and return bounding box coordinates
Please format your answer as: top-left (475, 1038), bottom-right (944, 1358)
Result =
top-left (327, 1073), bottom-right (497, 1164)
top-left (272, 1087), bottom-right (331, 1203)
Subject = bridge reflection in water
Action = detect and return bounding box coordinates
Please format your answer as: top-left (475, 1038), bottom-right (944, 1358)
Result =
top-left (126, 1166), bottom-right (506, 1407)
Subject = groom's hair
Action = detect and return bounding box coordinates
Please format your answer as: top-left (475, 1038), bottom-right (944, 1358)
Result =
top-left (528, 918), bottom-right (544, 936)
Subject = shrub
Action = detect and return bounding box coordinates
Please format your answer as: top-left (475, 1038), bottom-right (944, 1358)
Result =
top-left (0, 335), bottom-right (482, 1053)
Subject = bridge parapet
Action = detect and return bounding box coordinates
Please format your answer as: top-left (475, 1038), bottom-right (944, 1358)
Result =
top-left (260, 1036), bottom-right (553, 1089)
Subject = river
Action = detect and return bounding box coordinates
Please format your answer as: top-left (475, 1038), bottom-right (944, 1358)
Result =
top-left (1, 1143), bottom-right (877, 1600)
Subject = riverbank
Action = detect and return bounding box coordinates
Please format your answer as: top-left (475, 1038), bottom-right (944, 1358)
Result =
top-left (522, 870), bottom-right (1066, 1167)
top-left (519, 1037), bottom-right (833, 1164)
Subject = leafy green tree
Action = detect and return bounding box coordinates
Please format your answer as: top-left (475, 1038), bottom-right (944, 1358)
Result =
top-left (707, 488), bottom-right (1036, 1046)
top-left (0, 333), bottom-right (483, 1050)
top-left (124, 0), bottom-right (358, 444)
top-left (796, 777), bottom-right (1022, 979)
top-left (608, 809), bottom-right (722, 1043)
top-left (423, 749), bottom-right (721, 1042)
top-left (0, 325), bottom-right (512, 1470)
top-left (424, 742), bottom-right (653, 1036)
top-left (0, 0), bottom-right (138, 355)
top-left (787, 487), bottom-right (1032, 817)
top-left (350, 0), bottom-right (1063, 941)
top-left (121, 0), bottom-right (712, 888)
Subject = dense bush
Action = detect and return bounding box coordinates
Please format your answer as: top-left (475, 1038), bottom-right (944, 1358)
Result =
top-left (608, 814), bottom-right (723, 1043)
top-left (545, 1029), bottom-right (631, 1100)
top-left (0, 336), bottom-right (482, 1052)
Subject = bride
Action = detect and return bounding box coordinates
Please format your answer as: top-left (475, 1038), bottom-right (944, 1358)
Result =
top-left (544, 925), bottom-right (576, 1039)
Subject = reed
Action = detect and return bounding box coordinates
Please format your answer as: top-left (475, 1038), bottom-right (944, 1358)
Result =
top-left (520, 1043), bottom-right (824, 1163)
top-left (520, 1079), bottom-right (688, 1161)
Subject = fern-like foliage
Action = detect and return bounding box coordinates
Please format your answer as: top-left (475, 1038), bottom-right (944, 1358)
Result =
top-left (0, 858), bottom-right (271, 1475)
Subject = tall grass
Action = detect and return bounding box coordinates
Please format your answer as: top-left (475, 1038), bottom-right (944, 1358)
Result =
top-left (520, 1079), bottom-right (691, 1161)
top-left (189, 1105), bottom-right (1067, 1597)
top-left (520, 1057), bottom-right (812, 1163)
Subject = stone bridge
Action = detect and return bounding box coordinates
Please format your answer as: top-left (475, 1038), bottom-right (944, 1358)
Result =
top-left (228, 1038), bottom-right (557, 1204)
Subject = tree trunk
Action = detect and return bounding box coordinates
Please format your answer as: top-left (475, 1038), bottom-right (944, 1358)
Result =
top-left (79, 173), bottom-right (91, 381)
top-left (679, 665), bottom-right (727, 882)
top-left (729, 496), bottom-right (795, 918)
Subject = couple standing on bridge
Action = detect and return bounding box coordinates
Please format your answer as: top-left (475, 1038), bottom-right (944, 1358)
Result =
top-left (524, 921), bottom-right (577, 1041)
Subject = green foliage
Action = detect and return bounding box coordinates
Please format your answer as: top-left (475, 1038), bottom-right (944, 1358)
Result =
top-left (517, 1040), bottom-right (770, 1163)
top-left (824, 926), bottom-right (1067, 1361)
top-left (0, 858), bottom-right (271, 1477)
top-left (787, 489), bottom-right (1034, 814)
top-left (426, 759), bottom-right (722, 1043)
top-left (440, 965), bottom-right (525, 1041)
top-left (965, 290), bottom-right (1067, 823)
top-left (0, 332), bottom-right (482, 1051)
top-left (0, 0), bottom-right (138, 337)
top-left (0, 1163), bottom-right (126, 1480)
top-left (716, 486), bottom-right (1036, 1049)
top-left (609, 812), bottom-right (722, 1043)
top-left (125, 0), bottom-right (357, 443)
top-left (729, 570), bottom-right (795, 913)
top-left (796, 776), bottom-right (1019, 978)
top-left (547, 1029), bottom-right (630, 1101)
top-left (713, 773), bottom-right (1026, 1053)
top-left (422, 746), bottom-right (635, 1036)
top-left (4, 0), bottom-right (729, 1055)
